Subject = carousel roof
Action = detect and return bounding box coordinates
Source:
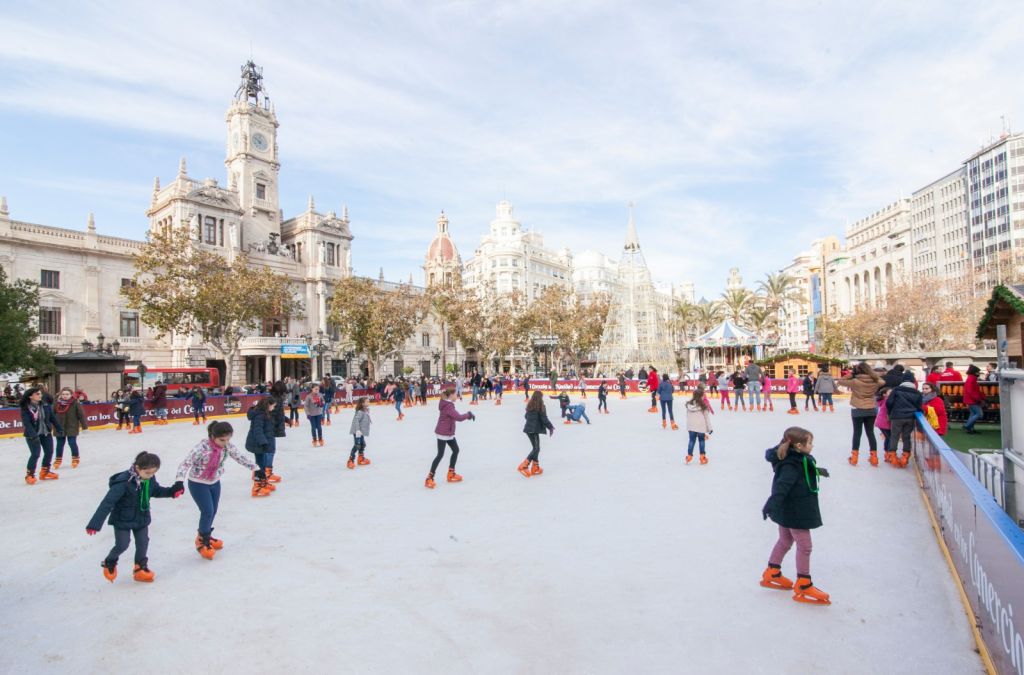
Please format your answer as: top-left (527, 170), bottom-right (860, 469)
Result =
top-left (686, 319), bottom-right (772, 348)
top-left (697, 319), bottom-right (756, 342)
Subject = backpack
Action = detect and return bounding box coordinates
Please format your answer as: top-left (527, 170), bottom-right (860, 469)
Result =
top-left (925, 405), bottom-right (939, 430)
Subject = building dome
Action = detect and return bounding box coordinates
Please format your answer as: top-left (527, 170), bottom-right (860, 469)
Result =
top-left (427, 235), bottom-right (457, 262)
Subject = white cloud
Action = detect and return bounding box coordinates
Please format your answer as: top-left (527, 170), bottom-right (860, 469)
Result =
top-left (1, 0), bottom-right (1023, 296)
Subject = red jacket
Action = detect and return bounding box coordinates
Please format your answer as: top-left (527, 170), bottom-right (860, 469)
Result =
top-left (938, 368), bottom-right (963, 382)
top-left (646, 371), bottom-right (660, 392)
top-left (963, 375), bottom-right (983, 406)
top-left (925, 371), bottom-right (942, 388)
top-left (924, 397), bottom-right (948, 435)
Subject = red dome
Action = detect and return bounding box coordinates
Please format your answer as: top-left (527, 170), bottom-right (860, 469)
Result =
top-left (427, 236), bottom-right (456, 262)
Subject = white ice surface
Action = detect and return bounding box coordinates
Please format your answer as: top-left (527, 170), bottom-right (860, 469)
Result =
top-left (0, 395), bottom-right (984, 674)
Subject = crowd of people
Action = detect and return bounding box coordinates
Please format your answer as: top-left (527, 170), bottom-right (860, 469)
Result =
top-left (11, 357), bottom-right (998, 607)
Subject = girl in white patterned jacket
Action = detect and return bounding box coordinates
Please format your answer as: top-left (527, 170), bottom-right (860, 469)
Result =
top-left (175, 421), bottom-right (259, 560)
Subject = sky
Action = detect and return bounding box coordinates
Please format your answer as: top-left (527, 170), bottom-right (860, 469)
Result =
top-left (2, 0), bottom-right (1023, 298)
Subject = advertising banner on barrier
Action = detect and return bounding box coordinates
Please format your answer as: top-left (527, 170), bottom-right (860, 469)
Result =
top-left (916, 418), bottom-right (1024, 675)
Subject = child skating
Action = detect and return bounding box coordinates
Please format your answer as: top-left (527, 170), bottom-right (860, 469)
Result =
top-left (305, 384), bottom-right (326, 446)
top-left (426, 388), bottom-right (475, 489)
top-left (244, 398), bottom-right (277, 497)
top-left (684, 387), bottom-right (714, 464)
top-left (718, 371), bottom-right (732, 411)
top-left (191, 386), bottom-right (208, 425)
top-left (348, 397), bottom-right (372, 469)
top-left (86, 451), bottom-right (184, 582)
top-left (550, 391), bottom-right (571, 419)
top-left (786, 372), bottom-right (801, 414)
top-left (394, 383), bottom-right (406, 421)
top-left (760, 426), bottom-right (831, 605)
top-left (176, 421), bottom-right (261, 559)
top-left (597, 381), bottom-right (609, 414)
top-left (519, 390), bottom-right (554, 477)
top-left (658, 373), bottom-right (677, 430)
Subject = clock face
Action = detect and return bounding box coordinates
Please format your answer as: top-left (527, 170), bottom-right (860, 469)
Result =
top-left (252, 133), bottom-right (269, 152)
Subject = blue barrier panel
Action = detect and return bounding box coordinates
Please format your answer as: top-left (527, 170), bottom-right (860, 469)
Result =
top-left (915, 413), bottom-right (1024, 674)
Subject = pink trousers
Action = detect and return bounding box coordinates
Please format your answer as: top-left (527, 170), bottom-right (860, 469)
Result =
top-left (769, 526), bottom-right (813, 575)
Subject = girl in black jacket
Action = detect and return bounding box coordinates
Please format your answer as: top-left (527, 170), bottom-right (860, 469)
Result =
top-left (760, 427), bottom-right (831, 605)
top-left (519, 391), bottom-right (555, 477)
top-left (20, 387), bottom-right (63, 484)
top-left (86, 451), bottom-right (183, 583)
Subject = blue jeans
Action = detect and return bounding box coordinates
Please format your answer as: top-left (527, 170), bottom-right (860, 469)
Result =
top-left (747, 382), bottom-right (762, 407)
top-left (188, 480), bottom-right (222, 535)
top-left (965, 404), bottom-right (984, 431)
top-left (819, 393), bottom-right (833, 407)
top-left (254, 452), bottom-right (268, 470)
top-left (132, 414), bottom-right (142, 427)
top-left (687, 431), bottom-right (706, 456)
top-left (25, 435), bottom-right (54, 473)
top-left (351, 435), bottom-right (366, 460)
top-left (471, 386), bottom-right (479, 402)
top-left (157, 407), bottom-right (168, 420)
top-left (395, 400), bottom-right (403, 416)
top-left (308, 415), bottom-right (323, 441)
top-left (660, 399), bottom-right (674, 421)
top-left (56, 435), bottom-right (80, 458)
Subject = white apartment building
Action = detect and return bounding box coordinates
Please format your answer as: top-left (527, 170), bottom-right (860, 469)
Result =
top-left (911, 168), bottom-right (969, 294)
top-left (572, 250), bottom-right (620, 303)
top-left (966, 132), bottom-right (1024, 292)
top-left (462, 201), bottom-right (573, 301)
top-left (836, 199), bottom-right (912, 313)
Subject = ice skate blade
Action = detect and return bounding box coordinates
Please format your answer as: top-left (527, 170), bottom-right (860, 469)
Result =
top-left (759, 581), bottom-right (792, 591)
top-left (792, 594), bottom-right (831, 605)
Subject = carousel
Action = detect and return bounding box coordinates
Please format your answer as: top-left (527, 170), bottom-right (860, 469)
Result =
top-left (685, 320), bottom-right (775, 374)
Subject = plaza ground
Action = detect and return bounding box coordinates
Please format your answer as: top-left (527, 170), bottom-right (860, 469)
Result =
top-left (0, 393), bottom-right (984, 674)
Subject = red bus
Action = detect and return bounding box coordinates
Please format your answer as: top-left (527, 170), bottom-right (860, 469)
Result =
top-left (124, 367), bottom-right (220, 394)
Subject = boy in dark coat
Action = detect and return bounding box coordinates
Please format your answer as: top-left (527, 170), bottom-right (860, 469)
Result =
top-left (885, 373), bottom-right (923, 467)
top-left (86, 452), bottom-right (183, 583)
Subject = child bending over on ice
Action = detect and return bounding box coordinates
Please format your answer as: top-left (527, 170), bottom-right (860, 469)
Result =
top-left (760, 427), bottom-right (831, 605)
top-left (87, 451), bottom-right (183, 583)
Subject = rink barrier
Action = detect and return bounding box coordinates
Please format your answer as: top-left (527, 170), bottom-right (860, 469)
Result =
top-left (914, 413), bottom-right (1024, 675)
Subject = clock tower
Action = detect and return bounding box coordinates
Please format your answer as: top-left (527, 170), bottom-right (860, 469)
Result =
top-left (225, 60), bottom-right (281, 246)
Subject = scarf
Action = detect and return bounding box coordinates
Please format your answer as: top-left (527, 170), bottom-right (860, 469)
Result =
top-left (923, 392), bottom-right (937, 404)
top-left (28, 403), bottom-right (46, 435)
top-left (128, 466), bottom-right (151, 512)
top-left (197, 439), bottom-right (225, 482)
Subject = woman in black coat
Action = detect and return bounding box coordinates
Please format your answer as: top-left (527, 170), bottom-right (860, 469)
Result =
top-left (245, 397), bottom-right (278, 496)
top-left (760, 427), bottom-right (831, 604)
top-left (20, 387), bottom-right (63, 484)
top-left (519, 391), bottom-right (555, 478)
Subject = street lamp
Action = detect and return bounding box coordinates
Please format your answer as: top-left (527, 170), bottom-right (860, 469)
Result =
top-left (304, 331), bottom-right (332, 380)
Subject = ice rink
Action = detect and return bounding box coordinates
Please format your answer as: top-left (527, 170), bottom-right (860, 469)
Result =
top-left (0, 392), bottom-right (984, 674)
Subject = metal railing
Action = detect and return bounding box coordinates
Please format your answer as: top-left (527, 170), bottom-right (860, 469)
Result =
top-left (969, 450), bottom-right (1006, 508)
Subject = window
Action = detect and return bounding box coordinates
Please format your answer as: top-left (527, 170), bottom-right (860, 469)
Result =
top-left (120, 278), bottom-right (136, 288)
top-left (204, 216), bottom-right (217, 244)
top-left (421, 333), bottom-right (430, 347)
top-left (296, 242), bottom-right (303, 263)
top-left (40, 270), bottom-right (60, 289)
top-left (256, 183), bottom-right (267, 200)
top-left (39, 307), bottom-right (61, 335)
top-left (325, 243), bottom-right (336, 266)
top-left (447, 334), bottom-right (456, 349)
top-left (262, 317), bottom-right (288, 337)
top-left (120, 311), bottom-right (139, 337)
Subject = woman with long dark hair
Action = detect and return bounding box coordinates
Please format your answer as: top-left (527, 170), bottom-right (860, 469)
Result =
top-left (519, 390), bottom-right (555, 477)
top-left (20, 387), bottom-right (63, 484)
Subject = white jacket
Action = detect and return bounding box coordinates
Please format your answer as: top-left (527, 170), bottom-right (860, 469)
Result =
top-left (685, 402), bottom-right (713, 434)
